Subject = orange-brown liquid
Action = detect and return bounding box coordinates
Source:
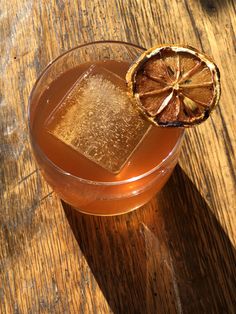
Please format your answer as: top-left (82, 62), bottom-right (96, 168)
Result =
top-left (32, 60), bottom-right (182, 182)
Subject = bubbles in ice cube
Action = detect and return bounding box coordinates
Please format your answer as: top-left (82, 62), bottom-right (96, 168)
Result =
top-left (46, 65), bottom-right (151, 174)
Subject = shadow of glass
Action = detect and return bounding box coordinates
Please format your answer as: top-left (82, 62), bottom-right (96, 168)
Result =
top-left (158, 164), bottom-right (236, 312)
top-left (62, 164), bottom-right (235, 313)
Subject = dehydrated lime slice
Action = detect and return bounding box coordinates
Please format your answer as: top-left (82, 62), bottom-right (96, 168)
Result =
top-left (126, 45), bottom-right (221, 127)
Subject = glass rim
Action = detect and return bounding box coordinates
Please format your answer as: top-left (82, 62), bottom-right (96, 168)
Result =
top-left (28, 40), bottom-right (184, 186)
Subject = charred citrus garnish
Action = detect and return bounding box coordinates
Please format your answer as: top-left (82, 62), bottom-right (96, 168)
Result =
top-left (126, 45), bottom-right (221, 127)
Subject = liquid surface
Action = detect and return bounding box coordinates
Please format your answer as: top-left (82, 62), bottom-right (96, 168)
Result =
top-left (32, 60), bottom-right (182, 182)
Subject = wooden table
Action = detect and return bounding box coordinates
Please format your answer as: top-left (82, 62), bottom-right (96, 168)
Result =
top-left (1, 0), bottom-right (235, 313)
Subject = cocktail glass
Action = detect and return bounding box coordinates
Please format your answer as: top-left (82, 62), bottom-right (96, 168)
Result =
top-left (28, 41), bottom-right (184, 216)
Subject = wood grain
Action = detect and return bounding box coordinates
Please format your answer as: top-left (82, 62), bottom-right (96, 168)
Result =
top-left (1, 0), bottom-right (235, 313)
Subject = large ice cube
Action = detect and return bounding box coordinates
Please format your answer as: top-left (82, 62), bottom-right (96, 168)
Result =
top-left (45, 65), bottom-right (151, 174)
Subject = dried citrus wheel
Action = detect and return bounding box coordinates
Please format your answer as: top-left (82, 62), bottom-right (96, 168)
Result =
top-left (126, 44), bottom-right (221, 127)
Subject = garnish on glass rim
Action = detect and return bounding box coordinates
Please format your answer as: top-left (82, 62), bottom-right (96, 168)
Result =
top-left (126, 44), bottom-right (221, 127)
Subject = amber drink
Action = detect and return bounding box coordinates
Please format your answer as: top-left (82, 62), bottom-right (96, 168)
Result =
top-left (28, 42), bottom-right (184, 215)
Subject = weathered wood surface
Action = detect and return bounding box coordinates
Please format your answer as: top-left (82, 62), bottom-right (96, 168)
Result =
top-left (1, 0), bottom-right (235, 313)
